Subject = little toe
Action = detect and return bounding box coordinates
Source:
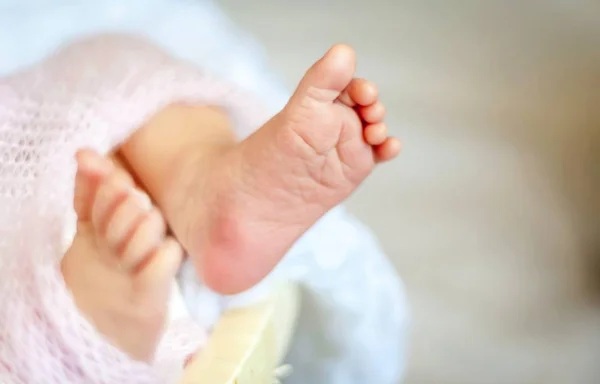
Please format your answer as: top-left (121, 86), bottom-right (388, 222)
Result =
top-left (136, 237), bottom-right (183, 293)
top-left (338, 78), bottom-right (378, 107)
top-left (91, 168), bottom-right (135, 234)
top-left (374, 137), bottom-right (402, 163)
top-left (364, 122), bottom-right (388, 146)
top-left (358, 101), bottom-right (386, 124)
top-left (121, 209), bottom-right (167, 271)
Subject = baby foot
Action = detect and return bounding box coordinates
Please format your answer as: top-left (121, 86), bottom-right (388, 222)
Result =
top-left (61, 150), bottom-right (183, 362)
top-left (186, 44), bottom-right (400, 293)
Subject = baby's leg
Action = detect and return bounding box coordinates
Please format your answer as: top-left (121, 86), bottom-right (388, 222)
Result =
top-left (61, 150), bottom-right (182, 362)
top-left (119, 44), bottom-right (401, 294)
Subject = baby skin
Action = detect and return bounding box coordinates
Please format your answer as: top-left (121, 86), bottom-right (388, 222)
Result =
top-left (61, 44), bottom-right (401, 361)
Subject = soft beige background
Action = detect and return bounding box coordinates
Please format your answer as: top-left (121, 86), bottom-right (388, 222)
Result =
top-left (218, 1), bottom-right (600, 383)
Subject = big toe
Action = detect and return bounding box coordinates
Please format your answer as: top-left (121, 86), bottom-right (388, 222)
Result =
top-left (73, 149), bottom-right (113, 221)
top-left (293, 44), bottom-right (356, 103)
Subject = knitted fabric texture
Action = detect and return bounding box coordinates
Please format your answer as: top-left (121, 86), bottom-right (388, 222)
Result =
top-left (0, 34), bottom-right (269, 383)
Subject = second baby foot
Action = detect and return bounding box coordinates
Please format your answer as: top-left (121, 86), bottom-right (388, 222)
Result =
top-left (184, 44), bottom-right (401, 293)
top-left (61, 150), bottom-right (183, 362)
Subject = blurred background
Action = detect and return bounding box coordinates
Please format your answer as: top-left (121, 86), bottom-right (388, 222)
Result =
top-left (0, 0), bottom-right (597, 382)
top-left (217, 1), bottom-right (600, 383)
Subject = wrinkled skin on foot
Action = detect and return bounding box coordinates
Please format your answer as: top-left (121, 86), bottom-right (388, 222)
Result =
top-left (183, 44), bottom-right (401, 294)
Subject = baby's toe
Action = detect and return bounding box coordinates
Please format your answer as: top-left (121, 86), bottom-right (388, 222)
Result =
top-left (91, 168), bottom-right (135, 234)
top-left (121, 209), bottom-right (167, 271)
top-left (73, 150), bottom-right (114, 221)
top-left (338, 78), bottom-right (378, 107)
top-left (136, 237), bottom-right (183, 294)
top-left (104, 190), bottom-right (152, 251)
top-left (359, 101), bottom-right (386, 124)
top-left (364, 122), bottom-right (388, 146)
top-left (374, 137), bottom-right (402, 163)
top-left (76, 149), bottom-right (114, 176)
